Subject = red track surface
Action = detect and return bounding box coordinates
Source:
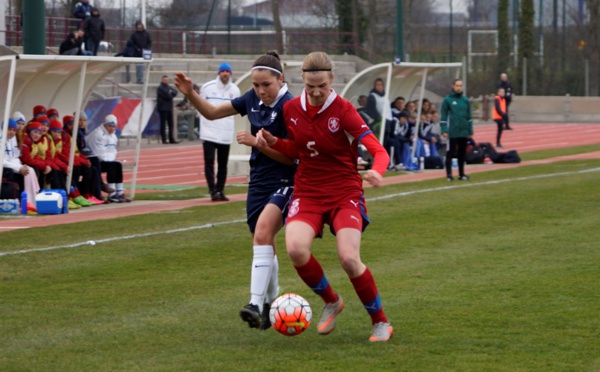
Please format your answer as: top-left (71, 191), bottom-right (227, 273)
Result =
top-left (1, 123), bottom-right (599, 232)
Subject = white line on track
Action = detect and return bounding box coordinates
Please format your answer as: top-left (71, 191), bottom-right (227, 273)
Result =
top-left (2, 167), bottom-right (599, 258)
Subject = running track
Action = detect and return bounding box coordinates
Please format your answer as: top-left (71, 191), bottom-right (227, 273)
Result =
top-left (1, 123), bottom-right (598, 232)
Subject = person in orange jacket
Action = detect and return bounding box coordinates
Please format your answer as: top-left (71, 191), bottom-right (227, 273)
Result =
top-left (493, 87), bottom-right (508, 149)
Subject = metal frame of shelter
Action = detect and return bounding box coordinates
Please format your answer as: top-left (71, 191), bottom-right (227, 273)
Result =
top-left (0, 53), bottom-right (152, 200)
top-left (340, 62), bottom-right (463, 158)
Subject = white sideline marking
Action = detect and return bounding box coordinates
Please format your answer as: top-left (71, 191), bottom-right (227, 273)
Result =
top-left (1, 167), bottom-right (599, 258)
top-left (0, 219), bottom-right (246, 257)
top-left (369, 167), bottom-right (600, 202)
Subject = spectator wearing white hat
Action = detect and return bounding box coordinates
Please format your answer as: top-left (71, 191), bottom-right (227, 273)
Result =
top-left (12, 111), bottom-right (26, 147)
top-left (86, 115), bottom-right (131, 203)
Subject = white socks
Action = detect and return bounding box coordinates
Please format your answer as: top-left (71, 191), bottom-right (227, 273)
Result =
top-left (250, 245), bottom-right (274, 312)
top-left (266, 254), bottom-right (279, 303)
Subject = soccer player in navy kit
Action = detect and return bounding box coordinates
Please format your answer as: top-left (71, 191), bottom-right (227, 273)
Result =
top-left (256, 51), bottom-right (393, 342)
top-left (175, 51), bottom-right (295, 330)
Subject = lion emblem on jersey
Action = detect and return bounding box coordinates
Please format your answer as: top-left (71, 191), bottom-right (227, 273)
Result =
top-left (328, 117), bottom-right (340, 133)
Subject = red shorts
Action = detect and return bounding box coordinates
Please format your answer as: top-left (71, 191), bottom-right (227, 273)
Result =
top-left (286, 193), bottom-right (370, 236)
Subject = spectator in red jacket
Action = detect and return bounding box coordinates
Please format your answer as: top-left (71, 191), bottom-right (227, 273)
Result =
top-left (20, 122), bottom-right (64, 191)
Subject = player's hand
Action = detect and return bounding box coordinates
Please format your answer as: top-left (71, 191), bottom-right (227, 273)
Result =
top-left (20, 165), bottom-right (29, 175)
top-left (364, 169), bottom-right (383, 188)
top-left (174, 72), bottom-right (194, 96)
top-left (236, 130), bottom-right (256, 147)
top-left (256, 128), bottom-right (277, 147)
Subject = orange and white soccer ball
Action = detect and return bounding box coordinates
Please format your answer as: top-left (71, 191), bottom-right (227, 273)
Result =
top-left (269, 293), bottom-right (312, 336)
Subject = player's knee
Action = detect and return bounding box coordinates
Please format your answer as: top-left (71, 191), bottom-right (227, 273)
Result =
top-left (339, 255), bottom-right (363, 276)
top-left (286, 243), bottom-right (309, 266)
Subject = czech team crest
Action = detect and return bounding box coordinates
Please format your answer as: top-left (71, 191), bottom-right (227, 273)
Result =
top-left (328, 117), bottom-right (340, 133)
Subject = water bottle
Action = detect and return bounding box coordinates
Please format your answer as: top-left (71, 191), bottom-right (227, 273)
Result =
top-left (452, 158), bottom-right (458, 169)
top-left (419, 157), bottom-right (424, 170)
top-left (21, 191), bottom-right (27, 214)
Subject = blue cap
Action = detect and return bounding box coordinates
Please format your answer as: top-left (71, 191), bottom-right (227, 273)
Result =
top-left (218, 62), bottom-right (232, 74)
top-left (4, 118), bottom-right (18, 129)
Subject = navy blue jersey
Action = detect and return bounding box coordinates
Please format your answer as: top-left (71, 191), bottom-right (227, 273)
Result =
top-left (231, 85), bottom-right (296, 190)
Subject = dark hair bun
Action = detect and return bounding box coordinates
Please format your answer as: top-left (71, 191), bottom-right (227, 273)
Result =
top-left (265, 50), bottom-right (281, 61)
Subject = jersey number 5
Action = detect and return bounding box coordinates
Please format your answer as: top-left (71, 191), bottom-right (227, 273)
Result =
top-left (307, 141), bottom-right (319, 157)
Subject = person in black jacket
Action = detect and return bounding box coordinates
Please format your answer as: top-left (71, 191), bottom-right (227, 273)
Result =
top-left (497, 73), bottom-right (514, 130)
top-left (156, 75), bottom-right (179, 144)
top-left (59, 29), bottom-right (91, 55)
top-left (82, 7), bottom-right (105, 56)
top-left (130, 21), bottom-right (152, 84)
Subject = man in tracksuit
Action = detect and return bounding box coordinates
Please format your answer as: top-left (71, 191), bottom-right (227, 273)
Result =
top-left (440, 79), bottom-right (473, 181)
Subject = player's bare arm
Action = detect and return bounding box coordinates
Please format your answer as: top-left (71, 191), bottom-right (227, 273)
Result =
top-left (174, 72), bottom-right (238, 120)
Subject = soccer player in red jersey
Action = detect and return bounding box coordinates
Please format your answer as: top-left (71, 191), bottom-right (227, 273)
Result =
top-left (256, 51), bottom-right (393, 342)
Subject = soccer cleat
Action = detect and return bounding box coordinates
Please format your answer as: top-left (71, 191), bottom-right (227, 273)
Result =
top-left (86, 195), bottom-right (105, 205)
top-left (117, 194), bottom-right (132, 203)
top-left (27, 202), bottom-right (37, 213)
top-left (317, 294), bottom-right (344, 335)
top-left (458, 175), bottom-right (470, 181)
top-left (210, 192), bottom-right (220, 202)
top-left (68, 199), bottom-right (81, 209)
top-left (240, 303), bottom-right (261, 329)
top-left (73, 195), bottom-right (94, 207)
top-left (108, 194), bottom-right (122, 203)
top-left (260, 302), bottom-right (272, 330)
top-left (369, 322), bottom-right (393, 342)
top-left (447, 176), bottom-right (454, 182)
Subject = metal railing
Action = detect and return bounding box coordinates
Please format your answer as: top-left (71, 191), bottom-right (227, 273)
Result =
top-left (2, 15), bottom-right (384, 61)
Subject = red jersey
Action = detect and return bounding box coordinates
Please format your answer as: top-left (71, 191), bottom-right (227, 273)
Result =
top-left (277, 90), bottom-right (385, 199)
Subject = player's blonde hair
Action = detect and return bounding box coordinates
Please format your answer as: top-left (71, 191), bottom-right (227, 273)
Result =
top-left (301, 51), bottom-right (334, 77)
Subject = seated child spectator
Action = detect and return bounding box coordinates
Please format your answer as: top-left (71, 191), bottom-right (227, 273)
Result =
top-left (62, 115), bottom-right (105, 204)
top-left (416, 111), bottom-right (441, 158)
top-left (86, 115), bottom-right (131, 203)
top-left (48, 119), bottom-right (95, 207)
top-left (75, 111), bottom-right (115, 199)
top-left (32, 105), bottom-right (47, 122)
top-left (11, 111), bottom-right (26, 147)
top-left (396, 113), bottom-right (418, 171)
top-left (47, 108), bottom-right (60, 121)
top-left (19, 122), bottom-right (65, 191)
top-left (1, 118), bottom-right (39, 210)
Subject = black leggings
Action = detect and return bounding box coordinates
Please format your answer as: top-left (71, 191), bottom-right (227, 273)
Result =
top-left (445, 137), bottom-right (468, 177)
top-left (100, 161), bottom-right (123, 184)
top-left (495, 119), bottom-right (505, 146)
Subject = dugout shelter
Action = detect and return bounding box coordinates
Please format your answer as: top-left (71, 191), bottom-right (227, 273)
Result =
top-left (0, 49), bottom-right (152, 199)
top-left (340, 61), bottom-right (463, 157)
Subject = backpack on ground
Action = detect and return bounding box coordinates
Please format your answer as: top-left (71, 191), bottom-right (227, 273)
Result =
top-left (1, 180), bottom-right (20, 199)
top-left (465, 144), bottom-right (485, 164)
top-left (424, 156), bottom-right (444, 169)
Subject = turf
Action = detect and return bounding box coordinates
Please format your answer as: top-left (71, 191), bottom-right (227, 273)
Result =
top-left (1, 159), bottom-right (599, 371)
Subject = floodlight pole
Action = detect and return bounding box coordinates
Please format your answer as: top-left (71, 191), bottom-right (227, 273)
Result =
top-left (23, 0), bottom-right (45, 54)
top-left (395, 0), bottom-right (404, 62)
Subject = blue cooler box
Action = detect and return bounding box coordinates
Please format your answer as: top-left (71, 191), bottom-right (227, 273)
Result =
top-left (36, 191), bottom-right (64, 214)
